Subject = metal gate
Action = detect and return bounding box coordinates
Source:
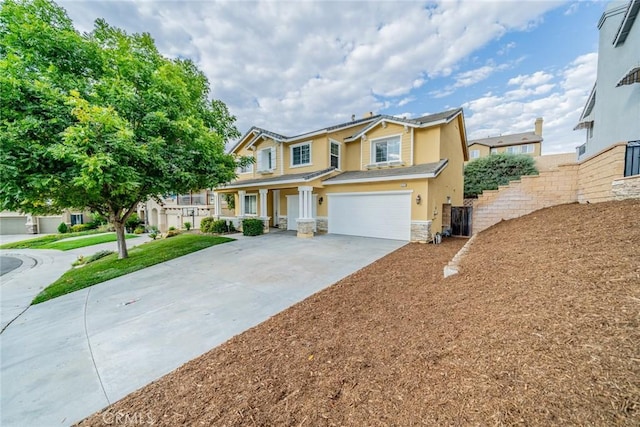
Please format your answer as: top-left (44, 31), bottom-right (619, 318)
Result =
top-left (451, 207), bottom-right (472, 237)
top-left (625, 141), bottom-right (640, 177)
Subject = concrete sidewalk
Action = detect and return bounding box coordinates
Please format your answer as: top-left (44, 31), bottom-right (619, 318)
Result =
top-left (0, 233), bottom-right (405, 426)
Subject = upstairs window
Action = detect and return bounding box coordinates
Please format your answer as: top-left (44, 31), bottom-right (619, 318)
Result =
top-left (470, 149), bottom-right (480, 159)
top-left (372, 136), bottom-right (401, 163)
top-left (291, 142), bottom-right (311, 167)
top-left (257, 147), bottom-right (275, 171)
top-left (330, 141), bottom-right (340, 169)
top-left (521, 144), bottom-right (534, 154)
top-left (238, 163), bottom-right (253, 174)
top-left (506, 146), bottom-right (520, 154)
top-left (490, 148), bottom-right (498, 155)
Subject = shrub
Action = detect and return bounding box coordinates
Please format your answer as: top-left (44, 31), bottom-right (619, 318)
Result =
top-left (148, 226), bottom-right (160, 240)
top-left (242, 218), bottom-right (264, 236)
top-left (125, 213), bottom-right (142, 230)
top-left (70, 224), bottom-right (92, 232)
top-left (57, 222), bottom-right (68, 234)
top-left (86, 250), bottom-right (114, 263)
top-left (165, 229), bottom-right (180, 238)
top-left (229, 221), bottom-right (236, 233)
top-left (464, 153), bottom-right (538, 198)
top-left (134, 226), bottom-right (145, 234)
top-left (168, 226), bottom-right (176, 231)
top-left (200, 217), bottom-right (214, 233)
top-left (212, 219), bottom-right (229, 234)
top-left (184, 221), bottom-right (191, 231)
top-left (72, 255), bottom-right (85, 267)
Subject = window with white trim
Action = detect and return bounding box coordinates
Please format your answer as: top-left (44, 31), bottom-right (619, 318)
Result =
top-left (244, 194), bottom-right (257, 215)
top-left (71, 213), bottom-right (83, 225)
top-left (291, 142), bottom-right (311, 167)
top-left (470, 149), bottom-right (480, 159)
top-left (372, 136), bottom-right (401, 163)
top-left (490, 148), bottom-right (497, 155)
top-left (257, 147), bottom-right (275, 171)
top-left (330, 141), bottom-right (340, 169)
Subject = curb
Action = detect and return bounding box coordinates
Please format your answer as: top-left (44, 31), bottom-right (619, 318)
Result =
top-left (444, 234), bottom-right (477, 278)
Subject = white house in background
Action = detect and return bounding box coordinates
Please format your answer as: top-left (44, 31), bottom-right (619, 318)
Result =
top-left (575, 0), bottom-right (640, 175)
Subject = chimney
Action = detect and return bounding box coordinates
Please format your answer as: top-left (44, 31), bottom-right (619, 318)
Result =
top-left (351, 114), bottom-right (355, 121)
top-left (534, 117), bottom-right (543, 136)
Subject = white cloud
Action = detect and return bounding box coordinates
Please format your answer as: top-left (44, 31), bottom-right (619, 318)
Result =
top-left (464, 52), bottom-right (598, 154)
top-left (60, 0), bottom-right (560, 137)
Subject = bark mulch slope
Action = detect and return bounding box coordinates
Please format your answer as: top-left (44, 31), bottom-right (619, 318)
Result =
top-left (78, 200), bottom-right (639, 426)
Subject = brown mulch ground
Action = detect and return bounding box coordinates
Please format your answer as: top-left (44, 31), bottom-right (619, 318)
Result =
top-left (79, 200), bottom-right (640, 426)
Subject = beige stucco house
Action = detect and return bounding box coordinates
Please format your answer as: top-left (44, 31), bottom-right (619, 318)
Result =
top-left (0, 210), bottom-right (92, 235)
top-left (212, 108), bottom-right (468, 241)
top-left (467, 118), bottom-right (543, 160)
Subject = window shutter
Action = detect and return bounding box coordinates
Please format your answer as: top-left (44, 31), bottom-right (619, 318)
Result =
top-left (270, 147), bottom-right (275, 170)
top-left (257, 150), bottom-right (263, 171)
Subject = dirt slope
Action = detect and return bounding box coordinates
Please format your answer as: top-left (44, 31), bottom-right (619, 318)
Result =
top-left (78, 200), bottom-right (640, 426)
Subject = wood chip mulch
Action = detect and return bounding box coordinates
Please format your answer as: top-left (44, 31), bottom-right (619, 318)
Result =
top-left (78, 199), bottom-right (639, 426)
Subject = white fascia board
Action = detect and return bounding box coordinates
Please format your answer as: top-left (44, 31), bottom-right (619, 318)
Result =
top-left (323, 173), bottom-right (436, 185)
top-left (220, 169), bottom-right (336, 190)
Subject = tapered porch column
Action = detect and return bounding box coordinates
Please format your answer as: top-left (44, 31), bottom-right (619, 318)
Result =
top-left (213, 192), bottom-right (222, 218)
top-left (296, 186), bottom-right (315, 238)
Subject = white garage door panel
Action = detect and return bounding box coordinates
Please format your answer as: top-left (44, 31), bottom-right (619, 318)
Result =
top-left (38, 217), bottom-right (63, 234)
top-left (328, 192), bottom-right (411, 241)
top-left (0, 217), bottom-right (28, 235)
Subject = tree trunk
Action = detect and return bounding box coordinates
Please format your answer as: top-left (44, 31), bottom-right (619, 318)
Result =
top-left (114, 220), bottom-right (129, 259)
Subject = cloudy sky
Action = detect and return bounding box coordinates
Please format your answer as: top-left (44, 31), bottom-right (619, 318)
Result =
top-left (59, 0), bottom-right (608, 154)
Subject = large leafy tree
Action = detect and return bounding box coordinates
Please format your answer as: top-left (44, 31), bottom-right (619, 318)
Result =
top-left (464, 153), bottom-right (538, 198)
top-left (0, 0), bottom-right (247, 258)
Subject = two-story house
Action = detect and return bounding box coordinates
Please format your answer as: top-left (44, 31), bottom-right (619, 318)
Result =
top-left (214, 108), bottom-right (468, 242)
top-left (467, 118), bottom-right (543, 160)
top-left (574, 0), bottom-right (639, 175)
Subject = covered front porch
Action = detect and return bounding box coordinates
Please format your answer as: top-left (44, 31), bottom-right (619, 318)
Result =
top-left (214, 185), bottom-right (323, 238)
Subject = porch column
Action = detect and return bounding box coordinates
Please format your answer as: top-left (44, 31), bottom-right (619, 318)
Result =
top-left (259, 189), bottom-right (268, 217)
top-left (159, 208), bottom-right (167, 233)
top-left (238, 190), bottom-right (246, 217)
top-left (213, 191), bottom-right (222, 218)
top-left (296, 186), bottom-right (315, 238)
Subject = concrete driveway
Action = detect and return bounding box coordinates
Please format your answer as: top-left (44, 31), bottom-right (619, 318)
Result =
top-left (0, 232), bottom-right (405, 426)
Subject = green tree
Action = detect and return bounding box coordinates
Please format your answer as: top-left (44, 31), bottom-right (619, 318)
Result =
top-left (0, 0), bottom-right (250, 258)
top-left (464, 153), bottom-right (538, 198)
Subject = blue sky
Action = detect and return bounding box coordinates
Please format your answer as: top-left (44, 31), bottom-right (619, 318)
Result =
top-left (59, 0), bottom-right (609, 154)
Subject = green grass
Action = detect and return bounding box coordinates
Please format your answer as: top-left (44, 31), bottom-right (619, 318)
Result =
top-left (39, 233), bottom-right (138, 250)
top-left (32, 234), bottom-right (234, 305)
top-left (0, 229), bottom-right (104, 249)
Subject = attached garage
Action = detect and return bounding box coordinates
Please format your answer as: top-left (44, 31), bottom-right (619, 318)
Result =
top-left (328, 191), bottom-right (411, 240)
top-left (38, 216), bottom-right (64, 234)
top-left (0, 216), bottom-right (28, 235)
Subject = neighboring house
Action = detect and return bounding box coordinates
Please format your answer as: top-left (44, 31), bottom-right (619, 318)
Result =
top-left (574, 0), bottom-right (640, 176)
top-left (139, 191), bottom-right (233, 232)
top-left (0, 210), bottom-right (91, 235)
top-left (214, 108), bottom-right (468, 241)
top-left (467, 118), bottom-right (543, 160)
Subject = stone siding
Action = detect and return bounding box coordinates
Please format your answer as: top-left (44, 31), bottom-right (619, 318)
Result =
top-left (316, 217), bottom-right (328, 233)
top-left (411, 221), bottom-right (432, 242)
top-left (612, 175), bottom-right (640, 200)
top-left (278, 216), bottom-right (287, 230)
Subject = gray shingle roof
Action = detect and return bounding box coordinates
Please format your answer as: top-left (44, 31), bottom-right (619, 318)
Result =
top-left (222, 168), bottom-right (336, 189)
top-left (468, 132), bottom-right (542, 148)
top-left (322, 160), bottom-right (448, 184)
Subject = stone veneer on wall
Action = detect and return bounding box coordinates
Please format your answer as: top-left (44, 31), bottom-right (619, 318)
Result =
top-left (411, 220), bottom-right (432, 242)
top-left (612, 175), bottom-right (640, 200)
top-left (316, 217), bottom-right (328, 233)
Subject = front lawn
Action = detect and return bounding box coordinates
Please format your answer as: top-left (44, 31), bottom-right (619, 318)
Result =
top-left (40, 233), bottom-right (138, 251)
top-left (0, 229), bottom-right (104, 249)
top-left (32, 234), bottom-right (233, 305)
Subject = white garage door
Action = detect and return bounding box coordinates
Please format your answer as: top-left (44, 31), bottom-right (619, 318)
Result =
top-left (38, 216), bottom-right (64, 234)
top-left (286, 195), bottom-right (317, 231)
top-left (328, 191), bottom-right (411, 241)
top-left (0, 217), bottom-right (28, 235)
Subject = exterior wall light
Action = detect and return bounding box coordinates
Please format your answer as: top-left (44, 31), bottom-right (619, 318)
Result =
top-left (416, 194), bottom-right (422, 205)
top-left (319, 197), bottom-right (324, 205)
